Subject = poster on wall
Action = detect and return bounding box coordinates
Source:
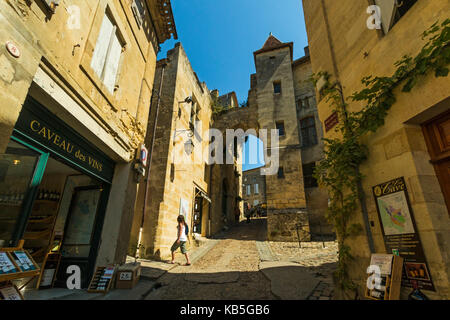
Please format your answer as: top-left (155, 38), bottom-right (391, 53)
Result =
top-left (179, 198), bottom-right (190, 221)
top-left (373, 177), bottom-right (435, 291)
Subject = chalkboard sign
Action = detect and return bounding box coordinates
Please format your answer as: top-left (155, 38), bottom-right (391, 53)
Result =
top-left (87, 266), bottom-right (115, 293)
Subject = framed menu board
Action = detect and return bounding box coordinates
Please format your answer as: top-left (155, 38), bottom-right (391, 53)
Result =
top-left (87, 266), bottom-right (115, 293)
top-left (373, 177), bottom-right (435, 291)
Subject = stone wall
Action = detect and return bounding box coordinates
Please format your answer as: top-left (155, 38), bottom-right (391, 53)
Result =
top-left (267, 209), bottom-right (310, 242)
top-left (0, 0), bottom-right (174, 266)
top-left (302, 0), bottom-right (450, 299)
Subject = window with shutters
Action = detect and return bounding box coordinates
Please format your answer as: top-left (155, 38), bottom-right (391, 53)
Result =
top-left (300, 116), bottom-right (318, 148)
top-left (131, 0), bottom-right (146, 28)
top-left (303, 163), bottom-right (318, 188)
top-left (375, 0), bottom-right (418, 34)
top-left (90, 12), bottom-right (124, 94)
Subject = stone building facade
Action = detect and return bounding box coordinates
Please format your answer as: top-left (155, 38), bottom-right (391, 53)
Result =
top-left (243, 167), bottom-right (267, 209)
top-left (0, 0), bottom-right (176, 288)
top-left (130, 43), bottom-right (243, 260)
top-left (236, 35), bottom-right (331, 241)
top-left (302, 0), bottom-right (450, 299)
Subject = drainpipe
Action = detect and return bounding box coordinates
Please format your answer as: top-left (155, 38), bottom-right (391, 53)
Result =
top-left (320, 0), bottom-right (375, 254)
top-left (138, 62), bottom-right (166, 257)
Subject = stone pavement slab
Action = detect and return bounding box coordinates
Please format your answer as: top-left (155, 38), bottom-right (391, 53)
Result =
top-left (184, 271), bottom-right (240, 284)
top-left (259, 261), bottom-right (321, 300)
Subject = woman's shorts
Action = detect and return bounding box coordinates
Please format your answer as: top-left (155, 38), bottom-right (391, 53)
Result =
top-left (171, 241), bottom-right (187, 254)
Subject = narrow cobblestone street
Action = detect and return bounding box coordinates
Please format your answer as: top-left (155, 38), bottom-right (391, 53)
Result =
top-left (145, 219), bottom-right (275, 300)
top-left (144, 218), bottom-right (338, 300)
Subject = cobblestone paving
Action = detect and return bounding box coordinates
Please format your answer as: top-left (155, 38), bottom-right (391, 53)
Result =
top-left (268, 240), bottom-right (338, 300)
top-left (145, 219), bottom-right (276, 300)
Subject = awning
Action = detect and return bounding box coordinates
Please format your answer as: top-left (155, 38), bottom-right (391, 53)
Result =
top-left (195, 189), bottom-right (211, 203)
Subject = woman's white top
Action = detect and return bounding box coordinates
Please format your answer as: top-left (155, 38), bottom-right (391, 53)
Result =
top-left (178, 225), bottom-right (188, 242)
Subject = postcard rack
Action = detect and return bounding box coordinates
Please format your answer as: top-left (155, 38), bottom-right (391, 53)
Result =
top-left (0, 240), bottom-right (41, 283)
top-left (87, 266), bottom-right (116, 294)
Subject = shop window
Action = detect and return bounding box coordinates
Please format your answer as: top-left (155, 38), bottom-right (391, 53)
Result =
top-left (375, 0), bottom-right (418, 34)
top-left (277, 167), bottom-right (285, 179)
top-left (0, 141), bottom-right (41, 247)
top-left (300, 117), bottom-right (318, 148)
top-left (276, 121), bottom-right (285, 137)
top-left (90, 12), bottom-right (125, 94)
top-left (303, 163), bottom-right (318, 188)
top-left (273, 81), bottom-right (282, 94)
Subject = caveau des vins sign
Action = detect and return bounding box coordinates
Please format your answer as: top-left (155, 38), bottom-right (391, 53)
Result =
top-left (15, 97), bottom-right (114, 182)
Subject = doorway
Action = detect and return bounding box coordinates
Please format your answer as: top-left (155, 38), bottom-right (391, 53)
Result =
top-left (422, 109), bottom-right (450, 214)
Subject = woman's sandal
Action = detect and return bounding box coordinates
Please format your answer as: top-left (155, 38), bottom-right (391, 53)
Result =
top-left (185, 263), bottom-right (191, 266)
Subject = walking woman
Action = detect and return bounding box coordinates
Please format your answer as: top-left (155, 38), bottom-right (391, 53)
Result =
top-left (170, 215), bottom-right (191, 266)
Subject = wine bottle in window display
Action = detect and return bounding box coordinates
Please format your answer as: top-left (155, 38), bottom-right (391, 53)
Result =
top-left (44, 190), bottom-right (49, 200)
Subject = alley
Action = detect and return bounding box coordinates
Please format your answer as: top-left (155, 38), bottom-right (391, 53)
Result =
top-left (145, 219), bottom-right (275, 300)
top-left (143, 218), bottom-right (337, 300)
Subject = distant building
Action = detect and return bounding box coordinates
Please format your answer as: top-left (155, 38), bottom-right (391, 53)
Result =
top-left (217, 34), bottom-right (333, 241)
top-left (243, 167), bottom-right (267, 209)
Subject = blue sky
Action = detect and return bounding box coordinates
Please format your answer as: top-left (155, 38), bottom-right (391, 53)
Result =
top-left (158, 0), bottom-right (309, 171)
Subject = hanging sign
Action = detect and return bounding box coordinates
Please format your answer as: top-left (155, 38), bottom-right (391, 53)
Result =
top-left (373, 177), bottom-right (435, 291)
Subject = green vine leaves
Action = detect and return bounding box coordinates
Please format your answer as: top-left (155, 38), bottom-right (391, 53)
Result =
top-left (311, 19), bottom-right (450, 291)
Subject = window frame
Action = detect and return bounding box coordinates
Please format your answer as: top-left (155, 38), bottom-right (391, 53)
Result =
top-left (90, 11), bottom-right (125, 94)
top-left (276, 121), bottom-right (285, 137)
top-left (303, 162), bottom-right (319, 189)
top-left (79, 3), bottom-right (129, 111)
top-left (273, 81), bottom-right (282, 95)
top-left (300, 116), bottom-right (318, 148)
top-left (277, 167), bottom-right (285, 179)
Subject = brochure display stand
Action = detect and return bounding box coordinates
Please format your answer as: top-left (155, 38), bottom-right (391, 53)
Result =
top-left (87, 266), bottom-right (115, 293)
top-left (0, 240), bottom-right (40, 283)
top-left (366, 254), bottom-right (404, 300)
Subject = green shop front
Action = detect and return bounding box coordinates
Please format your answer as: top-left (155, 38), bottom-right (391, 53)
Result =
top-left (0, 96), bottom-right (115, 289)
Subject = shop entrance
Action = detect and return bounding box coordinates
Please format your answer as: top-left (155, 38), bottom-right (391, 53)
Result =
top-left (0, 96), bottom-right (115, 290)
top-left (423, 109), bottom-right (450, 214)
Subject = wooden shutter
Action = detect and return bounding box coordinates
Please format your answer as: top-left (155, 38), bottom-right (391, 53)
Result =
top-left (375, 0), bottom-right (397, 34)
top-left (103, 32), bottom-right (122, 93)
top-left (91, 15), bottom-right (114, 78)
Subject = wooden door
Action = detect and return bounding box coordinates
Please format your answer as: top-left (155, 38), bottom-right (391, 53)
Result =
top-left (422, 109), bottom-right (450, 214)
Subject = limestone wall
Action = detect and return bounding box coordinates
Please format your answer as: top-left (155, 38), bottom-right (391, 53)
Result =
top-left (303, 0), bottom-right (450, 299)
